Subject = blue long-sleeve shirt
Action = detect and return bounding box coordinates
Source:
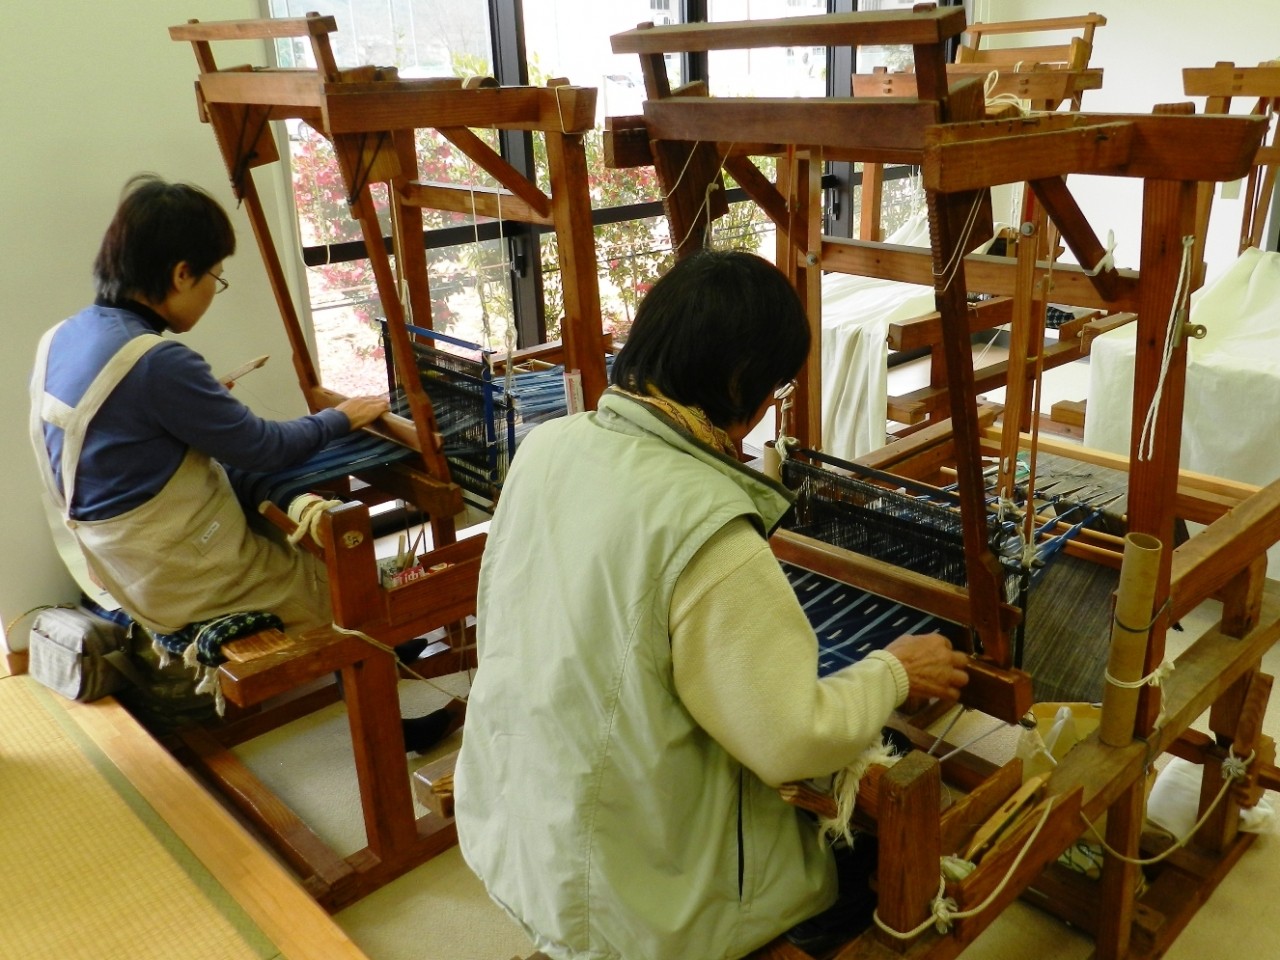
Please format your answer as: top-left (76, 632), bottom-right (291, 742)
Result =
top-left (39, 299), bottom-right (350, 520)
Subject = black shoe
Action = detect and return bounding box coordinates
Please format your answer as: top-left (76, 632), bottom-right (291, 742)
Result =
top-left (401, 709), bottom-right (453, 754)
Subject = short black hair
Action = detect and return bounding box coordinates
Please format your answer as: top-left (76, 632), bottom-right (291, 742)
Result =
top-left (610, 249), bottom-right (811, 428)
top-left (93, 174), bottom-right (236, 303)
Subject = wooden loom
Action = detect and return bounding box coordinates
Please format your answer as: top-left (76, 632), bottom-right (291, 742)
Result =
top-left (851, 12), bottom-right (1114, 434)
top-left (610, 7), bottom-right (1280, 958)
top-left (1185, 59), bottom-right (1280, 277)
top-left (175, 499), bottom-right (482, 911)
top-left (170, 14), bottom-right (609, 541)
top-left (167, 13), bottom-right (614, 907)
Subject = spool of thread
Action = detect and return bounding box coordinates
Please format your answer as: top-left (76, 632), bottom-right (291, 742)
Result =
top-left (1099, 532), bottom-right (1163, 747)
top-left (762, 440), bottom-right (782, 482)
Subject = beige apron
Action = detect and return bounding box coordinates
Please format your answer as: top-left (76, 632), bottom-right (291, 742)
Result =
top-left (30, 323), bottom-right (331, 634)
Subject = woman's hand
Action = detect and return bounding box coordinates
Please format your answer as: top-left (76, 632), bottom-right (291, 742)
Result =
top-left (336, 395), bottom-right (390, 431)
top-left (883, 631), bottom-right (970, 702)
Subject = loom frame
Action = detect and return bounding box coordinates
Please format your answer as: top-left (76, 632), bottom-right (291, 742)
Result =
top-left (171, 14), bottom-right (610, 544)
top-left (610, 7), bottom-right (1279, 959)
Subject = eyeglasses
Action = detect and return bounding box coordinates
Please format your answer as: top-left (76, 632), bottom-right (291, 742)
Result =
top-left (211, 273), bottom-right (229, 295)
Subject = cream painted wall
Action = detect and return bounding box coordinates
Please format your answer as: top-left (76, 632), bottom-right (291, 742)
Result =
top-left (971, 0), bottom-right (1280, 281)
top-left (0, 1), bottom-right (311, 650)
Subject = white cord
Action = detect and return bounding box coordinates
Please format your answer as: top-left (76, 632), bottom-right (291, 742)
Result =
top-left (1137, 236), bottom-right (1196, 461)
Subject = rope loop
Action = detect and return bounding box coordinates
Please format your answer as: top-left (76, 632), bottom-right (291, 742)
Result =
top-left (1084, 229), bottom-right (1117, 276)
top-left (1105, 658), bottom-right (1174, 691)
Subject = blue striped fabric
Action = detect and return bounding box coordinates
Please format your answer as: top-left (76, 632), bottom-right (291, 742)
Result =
top-left (783, 564), bottom-right (953, 676)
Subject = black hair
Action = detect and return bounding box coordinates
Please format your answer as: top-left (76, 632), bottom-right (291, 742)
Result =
top-left (93, 174), bottom-right (236, 303)
top-left (610, 249), bottom-right (811, 428)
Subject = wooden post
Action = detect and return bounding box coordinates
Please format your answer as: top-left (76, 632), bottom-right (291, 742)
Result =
top-left (544, 90), bottom-right (608, 410)
top-left (874, 751), bottom-right (941, 949)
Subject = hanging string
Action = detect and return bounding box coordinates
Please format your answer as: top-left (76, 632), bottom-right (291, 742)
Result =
top-left (345, 131), bottom-right (390, 207)
top-left (1080, 748), bottom-right (1254, 867)
top-left (496, 183), bottom-right (516, 400)
top-left (332, 621), bottom-right (475, 701)
top-left (666, 142), bottom-right (737, 256)
top-left (873, 797), bottom-right (1057, 939)
top-left (931, 189), bottom-right (988, 293)
top-left (658, 139), bottom-right (703, 204)
top-left (983, 69), bottom-right (1032, 117)
top-left (1137, 235), bottom-right (1196, 461)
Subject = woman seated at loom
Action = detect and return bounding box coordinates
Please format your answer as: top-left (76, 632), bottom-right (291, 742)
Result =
top-left (29, 174), bottom-right (453, 752)
top-left (455, 249), bottom-right (970, 960)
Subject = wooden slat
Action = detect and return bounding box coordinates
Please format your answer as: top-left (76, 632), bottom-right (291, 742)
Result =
top-left (179, 725), bottom-right (355, 893)
top-left (925, 119), bottom-right (1134, 192)
top-left (438, 125), bottom-right (554, 218)
top-left (887, 297), bottom-right (1013, 352)
top-left (926, 113), bottom-right (1266, 189)
top-left (197, 70), bottom-right (328, 111)
top-left (821, 237), bottom-right (1141, 312)
top-left (400, 181), bottom-right (552, 225)
top-left (857, 68), bottom-right (1103, 106)
top-left (963, 13), bottom-right (1107, 39)
top-left (610, 7), bottom-right (966, 55)
top-left (770, 529), bottom-right (1022, 638)
top-left (642, 97), bottom-right (938, 157)
top-left (1169, 473), bottom-right (1280, 621)
top-left (321, 83), bottom-right (596, 135)
top-left (887, 337), bottom-right (1087, 424)
top-left (170, 14), bottom-right (338, 41)
top-left (63, 696), bottom-right (373, 960)
top-left (1183, 63), bottom-right (1280, 98)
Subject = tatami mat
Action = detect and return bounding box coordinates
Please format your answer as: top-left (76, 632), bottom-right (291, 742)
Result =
top-left (0, 675), bottom-right (278, 960)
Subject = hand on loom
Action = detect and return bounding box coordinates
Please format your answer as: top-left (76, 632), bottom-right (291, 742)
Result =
top-left (337, 395), bottom-right (391, 430)
top-left (883, 631), bottom-right (970, 703)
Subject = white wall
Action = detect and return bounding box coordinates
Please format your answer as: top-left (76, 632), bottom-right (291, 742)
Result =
top-left (0, 1), bottom-right (310, 650)
top-left (973, 0), bottom-right (1280, 281)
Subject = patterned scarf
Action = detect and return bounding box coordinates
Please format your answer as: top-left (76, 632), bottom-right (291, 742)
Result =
top-left (152, 611), bottom-right (284, 667)
top-left (619, 386), bottom-right (739, 458)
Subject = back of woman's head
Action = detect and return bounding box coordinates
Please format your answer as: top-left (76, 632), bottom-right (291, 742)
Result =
top-left (93, 174), bottom-right (236, 304)
top-left (610, 249), bottom-right (811, 428)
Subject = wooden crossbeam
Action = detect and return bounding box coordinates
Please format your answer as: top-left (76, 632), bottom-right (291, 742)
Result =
top-left (611, 7), bottom-right (966, 54)
top-left (925, 113), bottom-right (1266, 189)
top-left (322, 82), bottom-right (597, 135)
top-left (642, 97), bottom-right (939, 160)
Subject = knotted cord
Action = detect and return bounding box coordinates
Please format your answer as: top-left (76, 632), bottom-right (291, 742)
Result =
top-left (1137, 235), bottom-right (1196, 461)
top-left (1080, 748), bottom-right (1255, 867)
top-left (873, 796), bottom-right (1057, 939)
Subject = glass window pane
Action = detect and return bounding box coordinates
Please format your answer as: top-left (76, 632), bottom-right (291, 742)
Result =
top-left (852, 0), bottom-right (921, 74)
top-left (707, 0), bottom-right (828, 97)
top-left (521, 0), bottom-right (684, 107)
top-left (268, 1), bottom-right (495, 395)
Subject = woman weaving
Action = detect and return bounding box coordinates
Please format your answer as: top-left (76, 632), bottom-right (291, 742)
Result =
top-left (455, 249), bottom-right (970, 959)
top-left (29, 174), bottom-right (453, 751)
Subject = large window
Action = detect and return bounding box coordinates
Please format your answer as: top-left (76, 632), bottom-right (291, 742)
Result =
top-left (267, 1), bottom-right (930, 394)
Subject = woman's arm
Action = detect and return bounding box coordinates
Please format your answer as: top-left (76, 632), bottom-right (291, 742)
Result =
top-left (670, 517), bottom-right (908, 786)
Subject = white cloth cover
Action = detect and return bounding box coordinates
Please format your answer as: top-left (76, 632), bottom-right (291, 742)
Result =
top-left (820, 211), bottom-right (1007, 460)
top-left (821, 211), bottom-right (935, 459)
top-left (1085, 246), bottom-right (1280, 570)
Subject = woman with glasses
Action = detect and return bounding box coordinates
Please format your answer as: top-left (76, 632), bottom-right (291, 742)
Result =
top-left (455, 249), bottom-right (969, 960)
top-left (29, 174), bottom-right (454, 750)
